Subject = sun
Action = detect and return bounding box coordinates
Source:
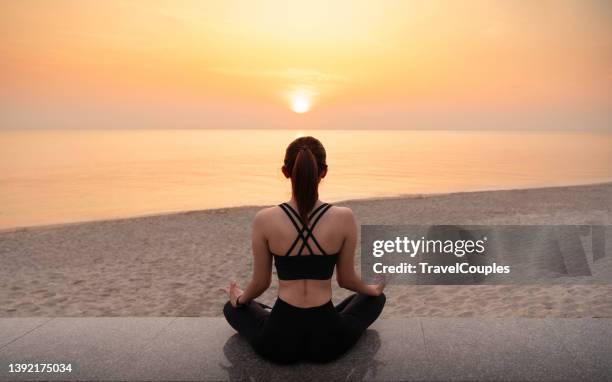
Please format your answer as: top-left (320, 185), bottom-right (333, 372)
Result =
top-left (291, 93), bottom-right (311, 113)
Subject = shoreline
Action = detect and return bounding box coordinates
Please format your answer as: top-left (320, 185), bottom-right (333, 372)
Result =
top-left (2, 180), bottom-right (611, 234)
top-left (1, 181), bottom-right (610, 318)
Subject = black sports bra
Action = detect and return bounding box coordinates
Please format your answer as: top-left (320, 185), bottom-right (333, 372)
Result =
top-left (271, 202), bottom-right (338, 280)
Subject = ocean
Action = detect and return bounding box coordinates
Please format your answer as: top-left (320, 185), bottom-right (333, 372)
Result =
top-left (1, 129), bottom-right (610, 229)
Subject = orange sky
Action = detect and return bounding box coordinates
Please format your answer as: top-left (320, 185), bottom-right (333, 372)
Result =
top-left (1, 0), bottom-right (611, 129)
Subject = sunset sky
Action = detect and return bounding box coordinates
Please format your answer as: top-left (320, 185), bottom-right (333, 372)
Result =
top-left (1, 0), bottom-right (611, 130)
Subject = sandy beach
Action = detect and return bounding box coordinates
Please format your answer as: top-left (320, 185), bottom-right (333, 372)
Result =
top-left (1, 183), bottom-right (611, 318)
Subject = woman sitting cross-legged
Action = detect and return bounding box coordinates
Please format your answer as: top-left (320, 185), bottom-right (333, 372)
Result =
top-left (221, 136), bottom-right (386, 364)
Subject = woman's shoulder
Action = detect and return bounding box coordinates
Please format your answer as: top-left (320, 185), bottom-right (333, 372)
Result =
top-left (326, 205), bottom-right (355, 224)
top-left (252, 205), bottom-right (279, 222)
top-left (328, 204), bottom-right (352, 214)
top-left (323, 204), bottom-right (352, 216)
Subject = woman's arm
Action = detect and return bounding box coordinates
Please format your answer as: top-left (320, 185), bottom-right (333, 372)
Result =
top-left (235, 209), bottom-right (273, 305)
top-left (336, 208), bottom-right (384, 296)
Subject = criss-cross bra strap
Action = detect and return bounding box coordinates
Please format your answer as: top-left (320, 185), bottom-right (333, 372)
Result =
top-left (296, 203), bottom-right (332, 255)
top-left (281, 202), bottom-right (327, 225)
top-left (278, 203), bottom-right (313, 256)
top-left (278, 203), bottom-right (302, 232)
top-left (279, 203), bottom-right (331, 256)
top-left (279, 202), bottom-right (329, 256)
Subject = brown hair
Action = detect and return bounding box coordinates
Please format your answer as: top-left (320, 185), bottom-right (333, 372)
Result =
top-left (283, 136), bottom-right (327, 225)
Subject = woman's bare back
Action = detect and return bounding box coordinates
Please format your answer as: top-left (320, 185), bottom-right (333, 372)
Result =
top-left (259, 201), bottom-right (348, 307)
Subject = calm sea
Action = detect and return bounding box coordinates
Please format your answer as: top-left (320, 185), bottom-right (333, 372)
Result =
top-left (1, 129), bottom-right (611, 229)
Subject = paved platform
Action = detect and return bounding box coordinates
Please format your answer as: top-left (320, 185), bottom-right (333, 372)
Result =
top-left (0, 318), bottom-right (610, 381)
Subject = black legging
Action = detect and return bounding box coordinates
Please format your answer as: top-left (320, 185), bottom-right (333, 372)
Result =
top-left (223, 293), bottom-right (386, 364)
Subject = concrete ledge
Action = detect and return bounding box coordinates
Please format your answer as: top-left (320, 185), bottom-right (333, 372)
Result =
top-left (0, 318), bottom-right (610, 381)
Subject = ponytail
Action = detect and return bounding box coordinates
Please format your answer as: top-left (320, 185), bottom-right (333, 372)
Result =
top-left (292, 148), bottom-right (319, 225)
top-left (284, 136), bottom-right (327, 226)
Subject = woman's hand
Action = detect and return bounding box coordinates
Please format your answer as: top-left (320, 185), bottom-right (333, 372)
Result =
top-left (371, 274), bottom-right (388, 296)
top-left (220, 281), bottom-right (245, 307)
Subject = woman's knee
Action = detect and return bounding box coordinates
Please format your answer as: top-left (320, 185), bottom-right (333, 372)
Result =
top-left (360, 292), bottom-right (386, 308)
top-left (373, 292), bottom-right (386, 315)
top-left (223, 300), bottom-right (236, 323)
top-left (377, 292), bottom-right (386, 307)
